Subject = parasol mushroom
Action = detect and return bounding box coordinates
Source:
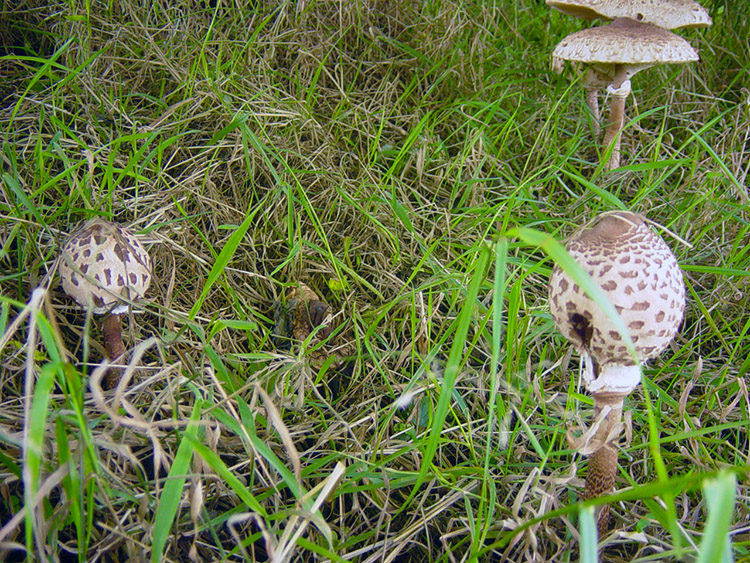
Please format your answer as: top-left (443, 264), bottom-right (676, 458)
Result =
top-left (60, 217), bottom-right (152, 388)
top-left (552, 17), bottom-right (699, 170)
top-left (546, 0), bottom-right (712, 30)
top-left (548, 211), bottom-right (685, 536)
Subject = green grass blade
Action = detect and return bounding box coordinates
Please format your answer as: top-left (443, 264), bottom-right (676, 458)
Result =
top-left (151, 402), bottom-right (202, 563)
top-left (24, 361), bottom-right (59, 554)
top-left (697, 471), bottom-right (737, 563)
top-left (413, 244), bottom-right (491, 497)
top-left (578, 505), bottom-right (598, 563)
top-left (184, 433), bottom-right (267, 515)
top-left (188, 204), bottom-right (263, 320)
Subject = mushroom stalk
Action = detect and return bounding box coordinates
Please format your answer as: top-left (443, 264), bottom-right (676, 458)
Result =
top-left (585, 88), bottom-right (600, 138)
top-left (101, 313), bottom-right (125, 389)
top-left (584, 68), bottom-right (613, 139)
top-left (583, 391), bottom-right (627, 536)
top-left (602, 79), bottom-right (631, 171)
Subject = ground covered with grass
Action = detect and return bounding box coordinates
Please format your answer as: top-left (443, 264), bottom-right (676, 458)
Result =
top-left (1, 1), bottom-right (749, 561)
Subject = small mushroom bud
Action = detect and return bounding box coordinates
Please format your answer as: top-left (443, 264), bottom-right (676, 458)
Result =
top-left (59, 218), bottom-right (152, 389)
top-left (548, 211), bottom-right (685, 535)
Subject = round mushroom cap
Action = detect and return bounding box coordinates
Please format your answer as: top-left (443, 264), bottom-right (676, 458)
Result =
top-left (60, 218), bottom-right (152, 315)
top-left (552, 17), bottom-right (699, 73)
top-left (273, 283), bottom-right (333, 347)
top-left (547, 0), bottom-right (712, 29)
top-left (548, 211), bottom-right (685, 391)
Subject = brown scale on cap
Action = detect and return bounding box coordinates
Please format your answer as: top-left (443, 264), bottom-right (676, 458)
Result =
top-left (548, 211), bottom-right (685, 537)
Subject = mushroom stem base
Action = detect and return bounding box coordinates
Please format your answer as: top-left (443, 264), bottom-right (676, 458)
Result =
top-left (585, 443), bottom-right (619, 537)
top-left (101, 313), bottom-right (125, 389)
top-left (583, 392), bottom-right (627, 538)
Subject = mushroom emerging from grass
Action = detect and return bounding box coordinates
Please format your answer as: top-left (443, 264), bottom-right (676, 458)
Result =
top-left (60, 218), bottom-right (152, 388)
top-left (552, 18), bottom-right (699, 170)
top-left (548, 211), bottom-right (685, 535)
top-left (273, 282), bottom-right (333, 348)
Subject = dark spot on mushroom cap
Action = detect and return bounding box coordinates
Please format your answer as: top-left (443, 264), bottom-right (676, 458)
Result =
top-left (569, 313), bottom-right (593, 348)
top-left (113, 242), bottom-right (127, 262)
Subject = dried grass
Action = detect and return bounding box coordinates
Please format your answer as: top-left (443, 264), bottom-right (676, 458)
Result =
top-left (1, 0), bottom-right (749, 561)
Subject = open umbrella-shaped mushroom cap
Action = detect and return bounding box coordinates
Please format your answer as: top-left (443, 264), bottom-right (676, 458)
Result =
top-left (60, 218), bottom-right (152, 315)
top-left (547, 0), bottom-right (712, 29)
top-left (548, 211), bottom-right (685, 393)
top-left (552, 17), bottom-right (699, 74)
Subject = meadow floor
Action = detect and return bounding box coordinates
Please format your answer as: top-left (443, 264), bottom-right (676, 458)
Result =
top-left (1, 1), bottom-right (749, 561)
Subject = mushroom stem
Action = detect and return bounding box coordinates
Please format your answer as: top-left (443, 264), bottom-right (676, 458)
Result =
top-left (602, 79), bottom-right (631, 171)
top-left (101, 313), bottom-right (125, 389)
top-left (583, 68), bottom-right (612, 139)
top-left (584, 391), bottom-right (627, 537)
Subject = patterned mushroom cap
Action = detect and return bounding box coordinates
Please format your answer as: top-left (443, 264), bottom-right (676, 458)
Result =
top-left (548, 211), bottom-right (685, 392)
top-left (547, 0), bottom-right (712, 30)
top-left (551, 17), bottom-right (699, 73)
top-left (60, 218), bottom-right (151, 315)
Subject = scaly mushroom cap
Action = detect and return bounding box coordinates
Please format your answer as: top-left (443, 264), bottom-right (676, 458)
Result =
top-left (552, 17), bottom-right (699, 73)
top-left (547, 0), bottom-right (712, 29)
top-left (60, 218), bottom-right (152, 315)
top-left (548, 211), bottom-right (685, 393)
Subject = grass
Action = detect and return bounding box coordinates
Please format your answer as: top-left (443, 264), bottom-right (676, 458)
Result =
top-left (1, 0), bottom-right (749, 561)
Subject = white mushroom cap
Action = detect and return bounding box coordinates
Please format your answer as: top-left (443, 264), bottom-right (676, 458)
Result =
top-left (548, 211), bottom-right (685, 394)
top-left (552, 17), bottom-right (699, 74)
top-left (60, 218), bottom-right (152, 315)
top-left (547, 0), bottom-right (712, 30)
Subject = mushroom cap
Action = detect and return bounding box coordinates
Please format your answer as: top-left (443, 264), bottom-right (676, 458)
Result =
top-left (552, 17), bottom-right (699, 73)
top-left (547, 0), bottom-right (712, 29)
top-left (273, 283), bottom-right (333, 348)
top-left (60, 218), bottom-right (152, 315)
top-left (548, 211), bottom-right (685, 393)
